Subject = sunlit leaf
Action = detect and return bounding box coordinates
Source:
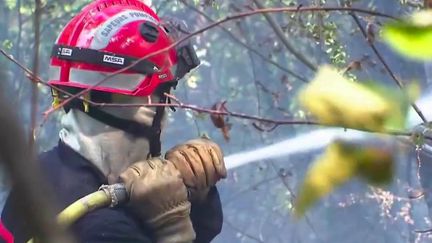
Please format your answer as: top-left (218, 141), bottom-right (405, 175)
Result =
top-left (5, 0), bottom-right (16, 10)
top-left (1, 39), bottom-right (13, 50)
top-left (298, 66), bottom-right (413, 132)
top-left (295, 140), bottom-right (395, 217)
top-left (186, 75), bottom-right (198, 89)
top-left (382, 10), bottom-right (432, 60)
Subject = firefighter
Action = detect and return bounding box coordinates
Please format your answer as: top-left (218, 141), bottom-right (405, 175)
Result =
top-left (1, 0), bottom-right (226, 242)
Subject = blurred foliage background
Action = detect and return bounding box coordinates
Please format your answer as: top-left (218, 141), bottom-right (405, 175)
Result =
top-left (1, 0), bottom-right (432, 242)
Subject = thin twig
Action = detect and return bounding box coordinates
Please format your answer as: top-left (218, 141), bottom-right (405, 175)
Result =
top-left (268, 161), bottom-right (323, 242)
top-left (166, 93), bottom-right (320, 126)
top-left (155, 0), bottom-right (170, 14)
top-left (223, 176), bottom-right (279, 205)
top-left (350, 13), bottom-right (427, 123)
top-left (30, 0), bottom-right (42, 150)
top-left (415, 228), bottom-right (432, 234)
top-left (15, 0), bottom-right (22, 61)
top-left (252, 1), bottom-right (317, 71)
top-left (0, 49), bottom-right (78, 100)
top-left (247, 41), bottom-right (264, 116)
top-left (12, 0), bottom-right (25, 108)
top-left (415, 146), bottom-right (423, 181)
top-left (223, 219), bottom-right (265, 243)
top-left (180, 0), bottom-right (308, 82)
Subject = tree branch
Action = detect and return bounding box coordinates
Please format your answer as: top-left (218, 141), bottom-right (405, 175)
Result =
top-left (223, 219), bottom-right (265, 243)
top-left (0, 49), bottom-right (78, 100)
top-left (268, 161), bottom-right (323, 241)
top-left (179, 0), bottom-right (309, 82)
top-left (251, 0), bottom-right (318, 72)
top-left (223, 176), bottom-right (280, 205)
top-left (350, 13), bottom-right (428, 123)
top-left (30, 0), bottom-right (41, 150)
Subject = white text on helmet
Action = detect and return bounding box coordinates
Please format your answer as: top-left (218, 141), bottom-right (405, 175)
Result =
top-left (91, 10), bottom-right (158, 50)
top-left (61, 48), bottom-right (73, 56)
top-left (101, 14), bottom-right (129, 37)
top-left (103, 55), bottom-right (125, 65)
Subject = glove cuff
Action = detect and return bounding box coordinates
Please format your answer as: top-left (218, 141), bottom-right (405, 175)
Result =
top-left (148, 201), bottom-right (196, 243)
top-left (154, 219), bottom-right (195, 243)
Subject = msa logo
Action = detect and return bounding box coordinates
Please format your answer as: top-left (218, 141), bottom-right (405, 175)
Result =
top-left (158, 74), bottom-right (168, 79)
top-left (103, 55), bottom-right (124, 65)
top-left (60, 48), bottom-right (72, 56)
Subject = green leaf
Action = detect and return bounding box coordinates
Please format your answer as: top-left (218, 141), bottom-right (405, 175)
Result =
top-left (5, 0), bottom-right (16, 10)
top-left (1, 40), bottom-right (13, 50)
top-left (382, 10), bottom-right (432, 60)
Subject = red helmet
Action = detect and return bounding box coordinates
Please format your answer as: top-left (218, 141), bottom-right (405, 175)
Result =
top-left (49, 0), bottom-right (199, 97)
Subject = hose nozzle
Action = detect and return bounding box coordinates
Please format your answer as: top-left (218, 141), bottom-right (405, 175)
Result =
top-left (99, 183), bottom-right (129, 207)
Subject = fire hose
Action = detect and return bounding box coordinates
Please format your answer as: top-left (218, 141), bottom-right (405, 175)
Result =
top-left (27, 183), bottom-right (128, 243)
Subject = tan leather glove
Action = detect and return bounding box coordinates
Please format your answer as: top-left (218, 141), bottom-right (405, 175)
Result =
top-left (165, 138), bottom-right (227, 202)
top-left (119, 158), bottom-right (195, 243)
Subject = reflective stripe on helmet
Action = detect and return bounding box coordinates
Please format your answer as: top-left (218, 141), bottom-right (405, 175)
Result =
top-left (91, 9), bottom-right (159, 50)
top-left (49, 66), bottom-right (145, 91)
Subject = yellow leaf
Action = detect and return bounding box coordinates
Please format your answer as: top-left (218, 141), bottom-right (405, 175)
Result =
top-left (298, 66), bottom-right (409, 131)
top-left (295, 140), bottom-right (395, 217)
top-left (294, 142), bottom-right (358, 217)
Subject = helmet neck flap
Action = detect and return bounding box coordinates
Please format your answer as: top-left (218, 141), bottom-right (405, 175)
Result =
top-left (60, 82), bottom-right (172, 158)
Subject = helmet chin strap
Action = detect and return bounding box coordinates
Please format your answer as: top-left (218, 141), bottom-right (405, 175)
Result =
top-left (64, 84), bottom-right (172, 158)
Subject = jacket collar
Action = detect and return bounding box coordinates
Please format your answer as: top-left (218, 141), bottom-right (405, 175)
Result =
top-left (57, 140), bottom-right (108, 184)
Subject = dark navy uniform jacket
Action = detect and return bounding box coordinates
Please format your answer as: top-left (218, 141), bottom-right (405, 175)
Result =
top-left (1, 141), bottom-right (223, 243)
